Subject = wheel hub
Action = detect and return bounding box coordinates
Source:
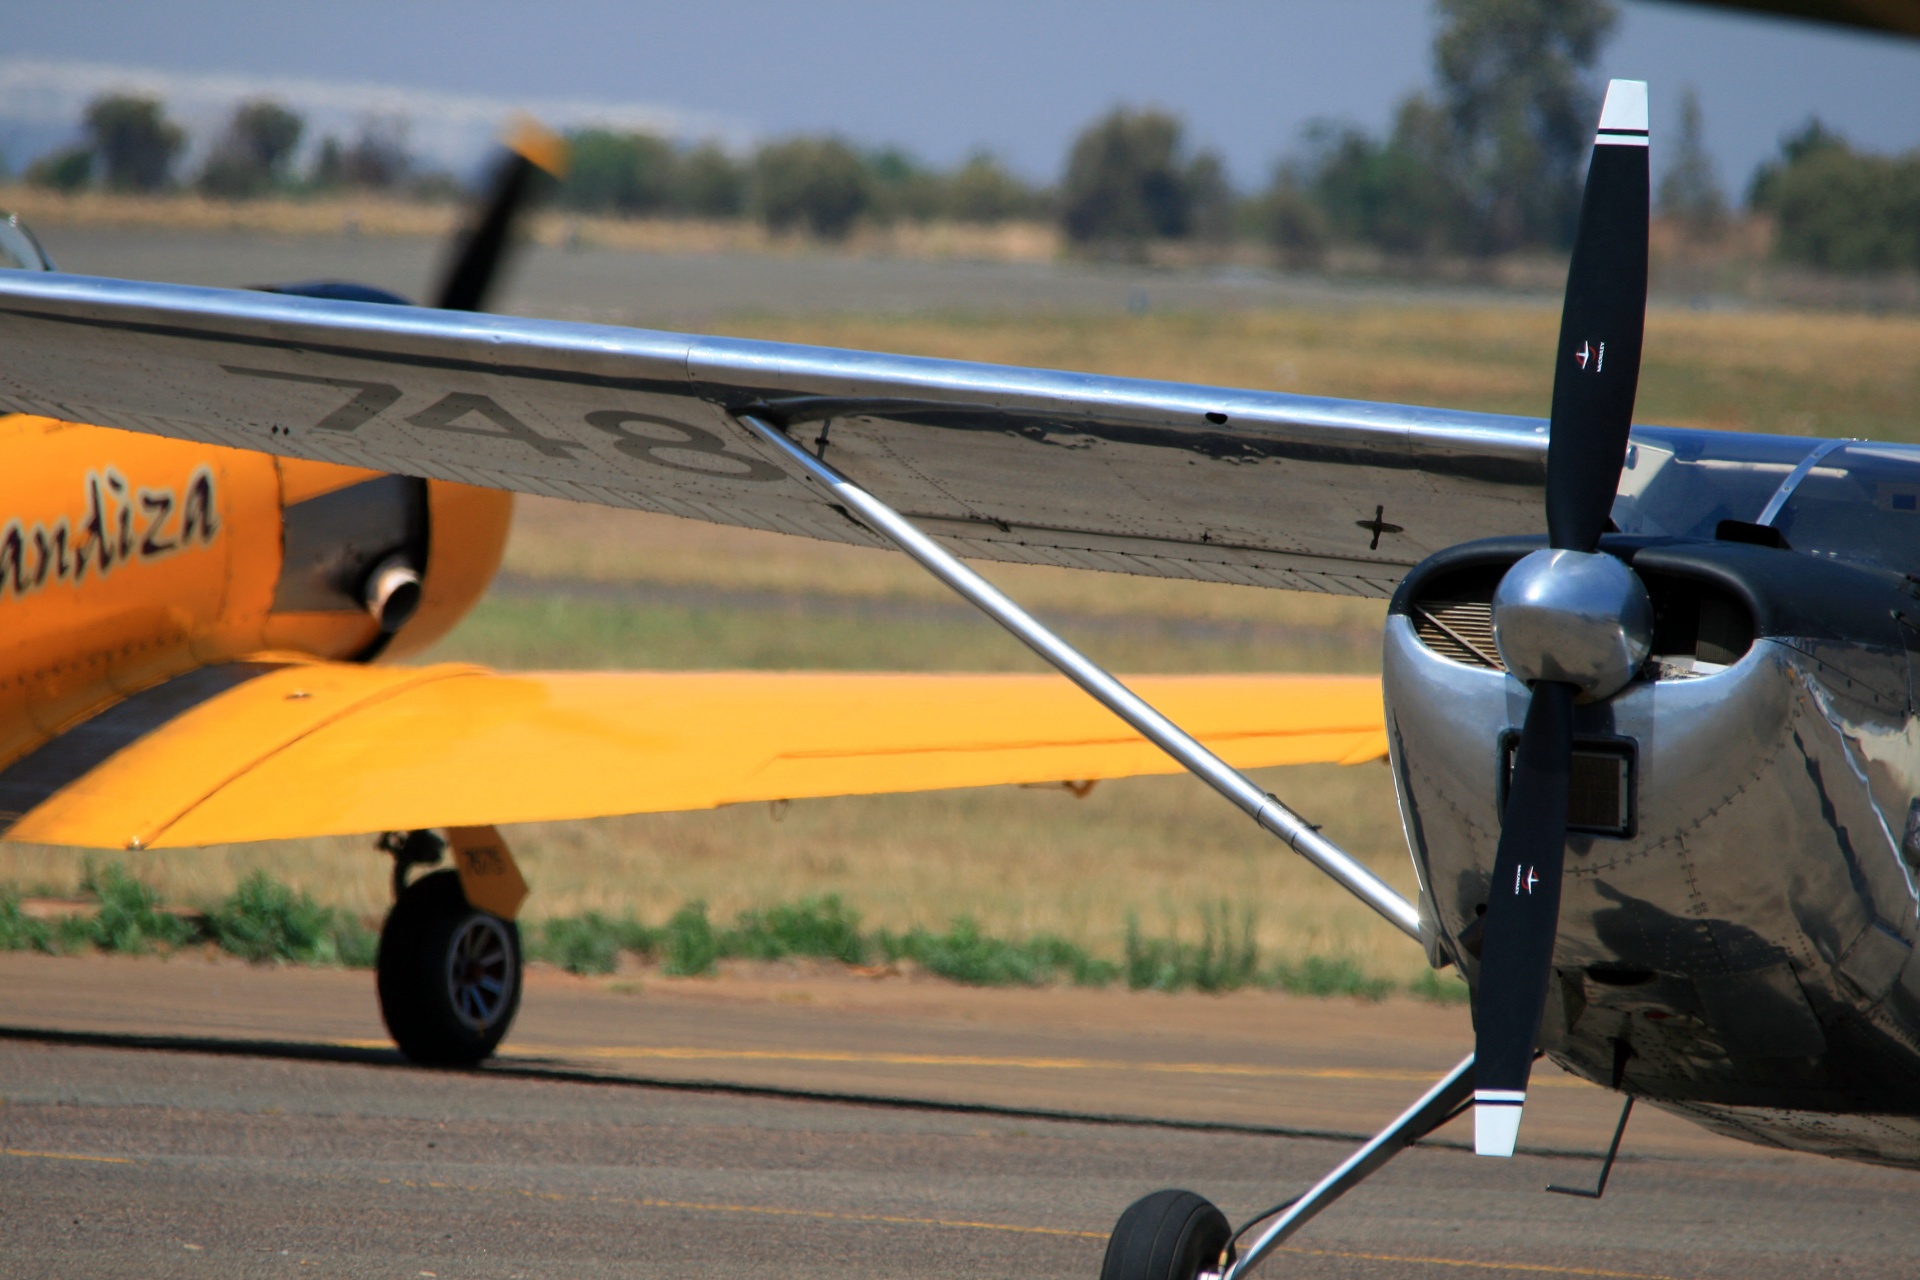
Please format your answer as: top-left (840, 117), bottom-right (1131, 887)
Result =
top-left (444, 914), bottom-right (516, 1032)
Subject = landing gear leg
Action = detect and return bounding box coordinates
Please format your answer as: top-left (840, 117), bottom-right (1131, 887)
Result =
top-left (376, 830), bottom-right (523, 1066)
top-left (379, 828), bottom-right (446, 901)
top-left (1099, 1054), bottom-right (1476, 1280)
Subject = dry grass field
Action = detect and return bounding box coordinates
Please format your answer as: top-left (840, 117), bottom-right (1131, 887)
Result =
top-left (3, 300), bottom-right (1914, 989)
top-left (0, 184), bottom-right (1062, 263)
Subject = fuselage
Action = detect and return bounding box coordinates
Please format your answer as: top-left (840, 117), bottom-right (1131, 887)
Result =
top-left (0, 414), bottom-right (511, 786)
top-left (1387, 425), bottom-right (1920, 1167)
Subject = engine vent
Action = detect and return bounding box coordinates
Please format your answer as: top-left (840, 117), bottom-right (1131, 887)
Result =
top-left (1411, 598), bottom-right (1506, 671)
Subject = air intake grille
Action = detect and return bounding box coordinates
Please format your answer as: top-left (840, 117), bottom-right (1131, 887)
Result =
top-left (1412, 599), bottom-right (1506, 671)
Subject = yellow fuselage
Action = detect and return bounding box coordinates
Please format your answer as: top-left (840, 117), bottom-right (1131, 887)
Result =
top-left (0, 415), bottom-right (511, 773)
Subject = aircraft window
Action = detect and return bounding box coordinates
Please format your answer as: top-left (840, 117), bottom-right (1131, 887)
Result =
top-left (1612, 427), bottom-right (1811, 540)
top-left (0, 214), bottom-right (53, 271)
top-left (1773, 442), bottom-right (1920, 574)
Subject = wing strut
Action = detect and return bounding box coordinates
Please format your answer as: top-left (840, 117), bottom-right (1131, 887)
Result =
top-left (733, 412), bottom-right (1424, 942)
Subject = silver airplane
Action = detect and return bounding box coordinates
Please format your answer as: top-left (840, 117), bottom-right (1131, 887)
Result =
top-left (0, 71), bottom-right (1915, 1280)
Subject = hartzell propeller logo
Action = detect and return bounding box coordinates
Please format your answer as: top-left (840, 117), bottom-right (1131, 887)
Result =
top-left (1516, 865), bottom-right (1540, 895)
top-left (1575, 340), bottom-right (1606, 373)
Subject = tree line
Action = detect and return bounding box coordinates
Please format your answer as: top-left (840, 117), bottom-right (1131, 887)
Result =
top-left (12, 0), bottom-right (1917, 274)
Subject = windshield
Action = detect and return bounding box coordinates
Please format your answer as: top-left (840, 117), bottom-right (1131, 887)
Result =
top-left (1613, 427), bottom-right (1813, 539)
top-left (1773, 441), bottom-right (1920, 575)
top-left (1616, 427), bottom-right (1920, 577)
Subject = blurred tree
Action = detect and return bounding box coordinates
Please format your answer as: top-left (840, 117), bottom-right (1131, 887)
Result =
top-left (754, 137), bottom-right (869, 239)
top-left (862, 146), bottom-right (945, 223)
top-left (1263, 170), bottom-right (1329, 268)
top-left (1750, 121), bottom-right (1920, 272)
top-left (310, 118), bottom-right (411, 191)
top-left (675, 143), bottom-right (745, 218)
top-left (1184, 152), bottom-right (1236, 244)
top-left (559, 129), bottom-right (676, 214)
top-left (84, 94), bottom-right (185, 192)
top-left (1431, 0), bottom-right (1617, 251)
top-left (1292, 98), bottom-right (1461, 257)
top-left (1060, 108), bottom-right (1221, 248)
top-left (198, 99), bottom-right (305, 199)
top-left (945, 152), bottom-right (1037, 223)
top-left (1656, 88), bottom-right (1726, 238)
top-left (26, 146), bottom-right (95, 193)
top-left (1745, 117), bottom-right (1846, 210)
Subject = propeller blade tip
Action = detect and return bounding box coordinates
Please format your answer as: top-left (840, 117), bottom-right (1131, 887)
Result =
top-left (503, 114), bottom-right (570, 179)
top-left (1474, 1091), bottom-right (1526, 1157)
top-left (1598, 80), bottom-right (1649, 137)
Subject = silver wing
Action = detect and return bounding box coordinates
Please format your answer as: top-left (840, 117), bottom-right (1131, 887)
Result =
top-left (0, 271), bottom-right (1549, 597)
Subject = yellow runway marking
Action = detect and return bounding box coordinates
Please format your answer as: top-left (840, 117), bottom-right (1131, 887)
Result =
top-left (477, 1042), bottom-right (1584, 1090)
top-left (3, 1147), bottom-right (134, 1164)
top-left (370, 1173), bottom-right (1687, 1279)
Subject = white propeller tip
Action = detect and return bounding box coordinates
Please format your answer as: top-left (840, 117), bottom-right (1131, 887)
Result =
top-left (1597, 80), bottom-right (1650, 142)
top-left (1474, 1091), bottom-right (1526, 1157)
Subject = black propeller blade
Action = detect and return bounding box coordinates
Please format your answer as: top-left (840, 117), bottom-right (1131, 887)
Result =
top-left (1545, 94), bottom-right (1651, 555)
top-left (261, 117), bottom-right (567, 314)
top-left (433, 117), bottom-right (569, 313)
top-left (1474, 682), bottom-right (1574, 1155)
top-left (1475, 79), bottom-right (1651, 1158)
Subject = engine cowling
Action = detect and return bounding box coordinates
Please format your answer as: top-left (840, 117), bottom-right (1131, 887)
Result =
top-left (266, 457), bottom-right (510, 662)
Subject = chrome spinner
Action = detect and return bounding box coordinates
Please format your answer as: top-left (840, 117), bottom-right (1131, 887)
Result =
top-left (1491, 548), bottom-right (1652, 698)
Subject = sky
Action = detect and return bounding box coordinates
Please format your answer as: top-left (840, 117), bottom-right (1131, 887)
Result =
top-left (1, 0), bottom-right (1916, 195)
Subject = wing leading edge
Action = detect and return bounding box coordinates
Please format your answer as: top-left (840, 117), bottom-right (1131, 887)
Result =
top-left (0, 272), bottom-right (1547, 598)
top-left (0, 661), bottom-right (1387, 849)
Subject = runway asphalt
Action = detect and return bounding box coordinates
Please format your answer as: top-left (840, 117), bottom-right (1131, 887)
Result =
top-left (3, 952), bottom-right (1916, 1279)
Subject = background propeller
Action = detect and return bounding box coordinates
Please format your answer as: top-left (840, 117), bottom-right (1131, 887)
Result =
top-left (432, 116), bottom-right (569, 312)
top-left (260, 115), bottom-right (568, 314)
top-left (1474, 78), bottom-right (1652, 1159)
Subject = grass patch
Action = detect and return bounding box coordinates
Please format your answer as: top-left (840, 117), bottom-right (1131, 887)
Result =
top-left (878, 919), bottom-right (1118, 987)
top-left (1124, 903), bottom-right (1260, 992)
top-left (1269, 955), bottom-right (1396, 1001)
top-left (529, 912), bottom-right (657, 976)
top-left (511, 890), bottom-right (1443, 1000)
top-left (80, 862), bottom-right (198, 955)
top-left (730, 896), bottom-right (868, 965)
top-left (0, 888), bottom-right (62, 954)
top-left (1406, 966), bottom-right (1472, 1005)
top-left (0, 865), bottom-right (377, 967)
top-left (205, 870), bottom-right (378, 967)
top-left (1, 870), bottom-right (1459, 1000)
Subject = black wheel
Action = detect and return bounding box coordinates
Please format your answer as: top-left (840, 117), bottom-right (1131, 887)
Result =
top-left (1100, 1189), bottom-right (1233, 1280)
top-left (377, 870), bottom-right (521, 1066)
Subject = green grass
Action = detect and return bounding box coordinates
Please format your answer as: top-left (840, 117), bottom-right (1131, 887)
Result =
top-left (877, 919), bottom-right (1118, 987)
top-left (206, 870), bottom-right (378, 966)
top-left (519, 889), bottom-right (1454, 1000)
top-left (4, 871), bottom-right (1463, 1000)
top-left (81, 861), bottom-right (199, 954)
top-left (0, 864), bottom-right (378, 966)
top-left (1124, 903), bottom-right (1260, 992)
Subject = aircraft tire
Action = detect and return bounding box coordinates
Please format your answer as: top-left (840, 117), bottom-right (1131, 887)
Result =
top-left (1099, 1189), bottom-right (1233, 1280)
top-left (377, 870), bottom-right (522, 1066)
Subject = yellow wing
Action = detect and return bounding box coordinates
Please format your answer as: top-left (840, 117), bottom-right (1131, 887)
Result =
top-left (0, 661), bottom-right (1385, 850)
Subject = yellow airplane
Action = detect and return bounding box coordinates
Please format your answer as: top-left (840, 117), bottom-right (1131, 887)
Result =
top-left (0, 124), bottom-right (1386, 1067)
